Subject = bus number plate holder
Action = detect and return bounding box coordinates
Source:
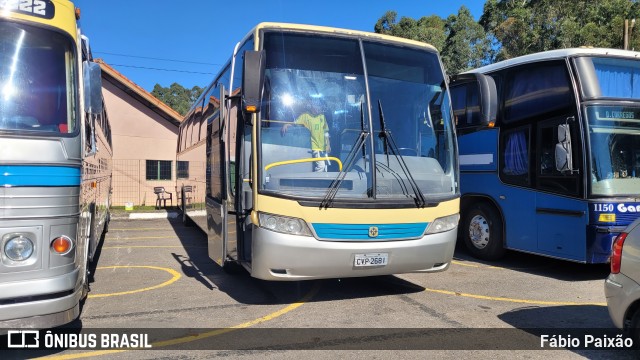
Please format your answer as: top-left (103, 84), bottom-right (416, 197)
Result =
top-left (354, 253), bottom-right (388, 267)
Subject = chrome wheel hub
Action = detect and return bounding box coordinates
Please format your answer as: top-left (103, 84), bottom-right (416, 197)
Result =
top-left (469, 215), bottom-right (490, 249)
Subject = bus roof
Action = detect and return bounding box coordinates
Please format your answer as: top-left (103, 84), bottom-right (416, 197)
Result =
top-left (467, 47), bottom-right (640, 74)
top-left (2, 0), bottom-right (78, 40)
top-left (246, 22), bottom-right (438, 52)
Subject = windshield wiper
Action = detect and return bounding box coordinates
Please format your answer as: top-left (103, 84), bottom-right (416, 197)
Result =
top-left (377, 100), bottom-right (427, 208)
top-left (320, 102), bottom-right (369, 209)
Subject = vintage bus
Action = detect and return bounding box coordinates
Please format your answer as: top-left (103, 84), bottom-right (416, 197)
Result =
top-left (178, 22), bottom-right (472, 280)
top-left (451, 48), bottom-right (640, 263)
top-left (0, 0), bottom-right (112, 327)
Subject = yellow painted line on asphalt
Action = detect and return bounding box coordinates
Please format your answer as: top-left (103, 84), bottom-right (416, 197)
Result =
top-left (423, 287), bottom-right (606, 306)
top-left (451, 260), bottom-right (481, 268)
top-left (88, 266), bottom-right (181, 299)
top-left (109, 228), bottom-right (176, 231)
top-left (108, 235), bottom-right (181, 241)
top-left (41, 282), bottom-right (321, 359)
top-left (102, 245), bottom-right (206, 250)
top-left (452, 260), bottom-right (535, 270)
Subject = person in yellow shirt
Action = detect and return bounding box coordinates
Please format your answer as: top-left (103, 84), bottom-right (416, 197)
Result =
top-left (281, 101), bottom-right (331, 172)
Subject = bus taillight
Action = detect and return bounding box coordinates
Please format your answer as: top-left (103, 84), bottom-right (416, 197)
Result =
top-left (611, 232), bottom-right (628, 274)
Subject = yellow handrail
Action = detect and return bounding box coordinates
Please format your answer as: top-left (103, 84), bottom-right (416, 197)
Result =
top-left (265, 157), bottom-right (343, 171)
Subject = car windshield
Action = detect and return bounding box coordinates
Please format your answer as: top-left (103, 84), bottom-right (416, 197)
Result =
top-left (587, 105), bottom-right (640, 197)
top-left (0, 21), bottom-right (77, 134)
top-left (258, 31), bottom-right (456, 202)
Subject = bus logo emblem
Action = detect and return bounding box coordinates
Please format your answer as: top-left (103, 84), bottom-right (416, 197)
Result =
top-left (368, 226), bottom-right (379, 238)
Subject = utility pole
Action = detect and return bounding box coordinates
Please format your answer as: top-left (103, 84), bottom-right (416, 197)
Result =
top-left (624, 19), bottom-right (628, 50)
top-left (624, 19), bottom-right (636, 50)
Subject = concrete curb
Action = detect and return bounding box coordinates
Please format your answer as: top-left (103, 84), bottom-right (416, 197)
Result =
top-left (111, 212), bottom-right (179, 220)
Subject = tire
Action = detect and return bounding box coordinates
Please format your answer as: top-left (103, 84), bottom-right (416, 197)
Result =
top-left (104, 210), bottom-right (110, 234)
top-left (87, 208), bottom-right (97, 262)
top-left (462, 203), bottom-right (506, 261)
top-left (181, 188), bottom-right (191, 227)
top-left (222, 259), bottom-right (244, 275)
top-left (628, 308), bottom-right (640, 349)
top-left (81, 240), bottom-right (90, 300)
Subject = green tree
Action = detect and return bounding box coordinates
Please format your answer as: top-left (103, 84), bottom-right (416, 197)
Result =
top-left (442, 6), bottom-right (492, 74)
top-left (481, 0), bottom-right (640, 60)
top-left (374, 11), bottom-right (447, 54)
top-left (374, 7), bottom-right (490, 74)
top-left (151, 83), bottom-right (204, 116)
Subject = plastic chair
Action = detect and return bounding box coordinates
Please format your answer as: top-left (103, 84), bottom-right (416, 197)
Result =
top-left (154, 187), bottom-right (173, 209)
top-left (183, 185), bottom-right (193, 208)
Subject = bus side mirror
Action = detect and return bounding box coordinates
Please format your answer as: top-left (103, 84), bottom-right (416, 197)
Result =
top-left (83, 61), bottom-right (103, 115)
top-left (555, 124), bottom-right (573, 172)
top-left (450, 73), bottom-right (497, 128)
top-left (241, 50), bottom-right (265, 119)
top-left (476, 73), bottom-right (497, 126)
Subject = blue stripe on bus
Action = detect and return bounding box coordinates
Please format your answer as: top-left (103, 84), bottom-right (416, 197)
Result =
top-left (0, 166), bottom-right (81, 187)
top-left (312, 223), bottom-right (428, 240)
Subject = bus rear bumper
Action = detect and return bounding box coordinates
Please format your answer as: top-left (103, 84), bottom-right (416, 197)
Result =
top-left (250, 227), bottom-right (457, 281)
top-left (0, 268), bottom-right (82, 328)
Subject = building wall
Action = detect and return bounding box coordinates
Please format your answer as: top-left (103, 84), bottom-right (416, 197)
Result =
top-left (102, 79), bottom-right (179, 207)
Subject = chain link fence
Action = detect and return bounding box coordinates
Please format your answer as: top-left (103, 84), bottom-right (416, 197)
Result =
top-left (112, 159), bottom-right (177, 207)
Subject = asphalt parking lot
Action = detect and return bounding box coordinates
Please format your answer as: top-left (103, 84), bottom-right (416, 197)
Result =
top-left (9, 217), bottom-right (640, 359)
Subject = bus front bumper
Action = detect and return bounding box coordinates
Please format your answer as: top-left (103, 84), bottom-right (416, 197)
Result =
top-left (250, 226), bottom-right (457, 281)
top-left (0, 268), bottom-right (82, 328)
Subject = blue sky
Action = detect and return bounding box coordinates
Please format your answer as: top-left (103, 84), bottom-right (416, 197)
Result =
top-left (74, 1), bottom-right (485, 92)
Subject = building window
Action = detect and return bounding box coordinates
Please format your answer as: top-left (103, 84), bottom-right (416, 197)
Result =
top-left (146, 160), bottom-right (172, 180)
top-left (177, 161), bottom-right (189, 179)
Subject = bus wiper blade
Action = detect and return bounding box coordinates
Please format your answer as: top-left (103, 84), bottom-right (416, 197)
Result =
top-left (320, 103), bottom-right (369, 209)
top-left (377, 100), bottom-right (427, 208)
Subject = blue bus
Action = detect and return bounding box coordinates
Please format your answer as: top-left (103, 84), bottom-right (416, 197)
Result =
top-left (451, 48), bottom-right (640, 263)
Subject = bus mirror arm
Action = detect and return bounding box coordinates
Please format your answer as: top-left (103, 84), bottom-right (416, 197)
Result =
top-left (85, 113), bottom-right (98, 157)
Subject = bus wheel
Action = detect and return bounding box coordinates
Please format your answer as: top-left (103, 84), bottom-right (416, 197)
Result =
top-left (81, 240), bottom-right (90, 300)
top-left (181, 188), bottom-right (190, 227)
top-left (87, 208), bottom-right (97, 262)
top-left (104, 211), bottom-right (110, 233)
top-left (222, 259), bottom-right (244, 274)
top-left (462, 203), bottom-right (506, 261)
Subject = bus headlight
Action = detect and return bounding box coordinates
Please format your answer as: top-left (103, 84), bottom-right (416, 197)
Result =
top-left (258, 212), bottom-right (312, 236)
top-left (425, 214), bottom-right (460, 235)
top-left (4, 235), bottom-right (35, 261)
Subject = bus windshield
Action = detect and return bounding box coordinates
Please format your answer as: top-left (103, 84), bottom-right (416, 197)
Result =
top-left (259, 31), bottom-right (455, 202)
top-left (587, 105), bottom-right (640, 196)
top-left (586, 57), bottom-right (640, 99)
top-left (0, 21), bottom-right (77, 134)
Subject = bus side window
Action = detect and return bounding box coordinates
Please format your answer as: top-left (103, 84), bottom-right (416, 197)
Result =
top-left (537, 119), bottom-right (580, 196)
top-left (501, 126), bottom-right (531, 186)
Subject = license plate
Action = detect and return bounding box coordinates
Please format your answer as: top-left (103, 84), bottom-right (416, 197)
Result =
top-left (354, 253), bottom-right (388, 267)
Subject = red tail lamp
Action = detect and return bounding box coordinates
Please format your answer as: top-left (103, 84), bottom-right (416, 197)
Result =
top-left (610, 232), bottom-right (627, 274)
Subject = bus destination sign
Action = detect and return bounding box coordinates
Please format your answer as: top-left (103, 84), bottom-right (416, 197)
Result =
top-left (595, 109), bottom-right (640, 121)
top-left (0, 0), bottom-right (55, 20)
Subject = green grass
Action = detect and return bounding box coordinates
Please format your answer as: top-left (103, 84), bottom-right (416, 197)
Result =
top-left (111, 205), bottom-right (177, 212)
